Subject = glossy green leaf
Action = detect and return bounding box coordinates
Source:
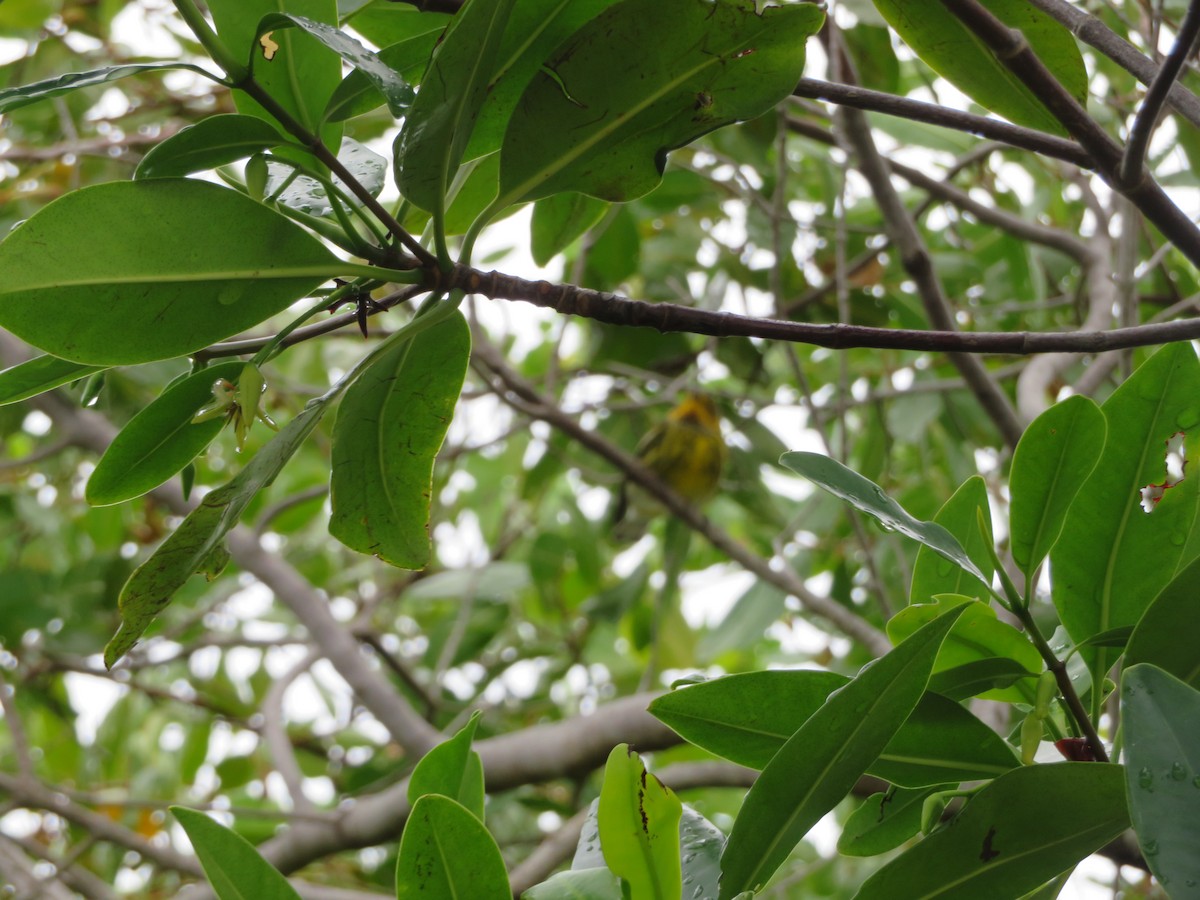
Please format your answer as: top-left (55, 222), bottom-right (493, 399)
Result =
top-left (781, 451), bottom-right (990, 586)
top-left (0, 354), bottom-right (105, 406)
top-left (395, 795), bottom-right (509, 899)
top-left (462, 0), bottom-right (622, 161)
top-left (265, 137), bottom-right (386, 216)
top-left (910, 475), bottom-right (993, 603)
top-left (1126, 556), bottom-right (1200, 688)
top-left (394, 0), bottom-right (517, 213)
top-left (1009, 395), bottom-right (1106, 577)
top-left (324, 33), bottom-right (438, 122)
top-left (1051, 343), bottom-right (1200, 690)
top-left (105, 400), bottom-right (328, 668)
top-left (208, 0), bottom-right (341, 145)
top-left (1122, 663), bottom-right (1200, 892)
top-left (497, 0), bottom-right (824, 206)
top-left (852, 764), bottom-right (1130, 900)
top-left (650, 668), bottom-right (1016, 786)
top-left (329, 310), bottom-right (470, 569)
top-left (522, 868), bottom-right (622, 900)
top-left (86, 362), bottom-right (246, 506)
top-left (927, 658), bottom-right (1038, 701)
top-left (171, 806), bottom-right (302, 900)
top-left (0, 63), bottom-right (214, 114)
top-left (530, 192), bottom-right (610, 267)
top-left (135, 115), bottom-right (285, 179)
top-left (408, 711), bottom-right (485, 820)
top-left (869, 0), bottom-right (1088, 135)
top-left (0, 180), bottom-right (342, 365)
top-left (839, 784), bottom-right (951, 857)
top-left (717, 606), bottom-right (964, 898)
top-left (598, 744), bottom-right (682, 900)
top-left (257, 13), bottom-right (414, 117)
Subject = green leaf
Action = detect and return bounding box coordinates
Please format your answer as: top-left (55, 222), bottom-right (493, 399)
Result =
top-left (650, 668), bottom-right (1016, 787)
top-left (1009, 395), bottom-right (1106, 577)
top-left (394, 0), bottom-right (517, 213)
top-left (717, 606), bottom-right (965, 898)
top-left (927, 657), bottom-right (1039, 701)
top-left (171, 806), bottom-right (302, 900)
top-left (521, 868), bottom-right (622, 900)
top-left (180, 719), bottom-right (213, 784)
top-left (135, 115), bottom-right (286, 179)
top-left (869, 0), bottom-right (1088, 135)
top-left (1051, 343), bottom-right (1200, 691)
top-left (265, 137), bottom-right (387, 216)
top-left (0, 180), bottom-right (343, 365)
top-left (839, 784), bottom-right (951, 857)
top-left (888, 596), bottom-right (1042, 703)
top-left (598, 745), bottom-right (682, 900)
top-left (86, 362), bottom-right (246, 506)
top-left (530, 193), bottom-right (610, 267)
top-left (256, 13), bottom-right (414, 117)
top-left (208, 0), bottom-right (341, 145)
top-left (395, 795), bottom-right (510, 899)
top-left (497, 0), bottom-right (824, 206)
top-left (1126, 555), bottom-right (1200, 688)
top-left (461, 0), bottom-right (623, 161)
top-left (324, 33), bottom-right (439, 122)
top-left (910, 475), bottom-right (994, 603)
top-left (408, 711), bottom-right (485, 821)
top-left (0, 64), bottom-right (215, 114)
top-left (1123, 663), bottom-right (1200, 892)
top-left (851, 764), bottom-right (1130, 900)
top-left (105, 401), bottom-right (328, 668)
top-left (329, 310), bottom-right (470, 569)
top-left (781, 451), bottom-right (990, 587)
top-left (0, 354), bottom-right (105, 406)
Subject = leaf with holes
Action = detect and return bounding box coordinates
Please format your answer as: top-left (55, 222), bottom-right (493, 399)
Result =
top-left (1051, 343), bottom-right (1200, 692)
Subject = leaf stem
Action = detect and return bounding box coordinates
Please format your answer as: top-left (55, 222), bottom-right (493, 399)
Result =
top-left (171, 0), bottom-right (246, 83)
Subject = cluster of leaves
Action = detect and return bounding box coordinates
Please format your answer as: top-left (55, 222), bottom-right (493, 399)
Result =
top-left (3, 0), bottom-right (1200, 897)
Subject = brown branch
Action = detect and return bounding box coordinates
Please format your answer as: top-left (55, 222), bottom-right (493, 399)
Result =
top-left (939, 0), bottom-right (1200, 266)
top-left (793, 78), bottom-right (1092, 167)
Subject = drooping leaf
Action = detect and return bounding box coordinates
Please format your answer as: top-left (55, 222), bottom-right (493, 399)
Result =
top-left (395, 795), bottom-right (510, 899)
top-left (105, 400), bottom-right (328, 668)
top-left (86, 361), bottom-right (246, 506)
top-left (408, 711), bottom-right (485, 821)
top-left (329, 310), bottom-right (470, 569)
top-left (135, 115), bottom-right (286, 179)
top-left (256, 13), bottom-right (415, 117)
top-left (1051, 343), bottom-right (1200, 692)
top-left (1122, 663), bottom-right (1200, 893)
top-left (0, 180), bottom-right (343, 365)
top-left (717, 606), bottom-right (964, 898)
top-left (852, 764), bottom-right (1130, 900)
top-left (171, 807), bottom-right (302, 900)
top-left (1009, 395), bottom-right (1106, 577)
top-left (0, 354), bottom-right (105, 406)
top-left (910, 475), bottom-right (994, 603)
top-left (869, 0), bottom-right (1088, 135)
top-left (324, 33), bottom-right (439, 122)
top-left (598, 745), bottom-right (682, 900)
top-left (781, 451), bottom-right (990, 586)
top-left (650, 667), bottom-right (1015, 788)
top-left (0, 63), bottom-right (215, 114)
top-left (497, 0), bottom-right (824, 206)
top-left (394, 0), bottom-right (517, 213)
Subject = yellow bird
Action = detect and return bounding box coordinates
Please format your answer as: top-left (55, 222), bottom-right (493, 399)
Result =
top-left (612, 393), bottom-right (727, 542)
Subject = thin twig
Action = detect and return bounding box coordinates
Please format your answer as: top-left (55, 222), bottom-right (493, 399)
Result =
top-left (1120, 0), bottom-right (1200, 186)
